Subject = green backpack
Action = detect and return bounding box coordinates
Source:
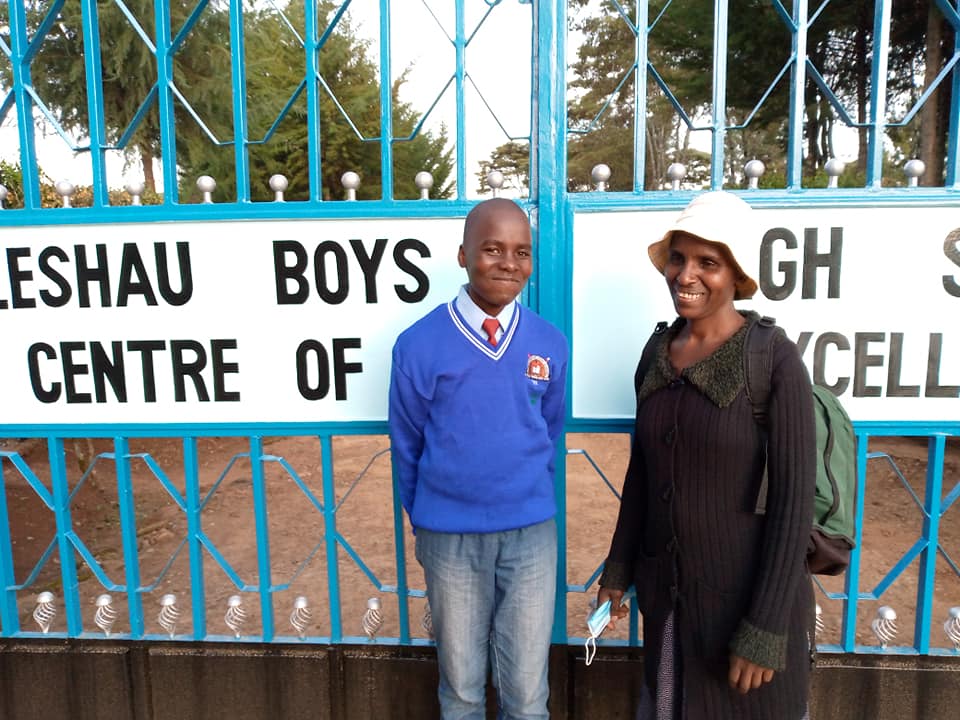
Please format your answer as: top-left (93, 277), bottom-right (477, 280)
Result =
top-left (745, 316), bottom-right (857, 575)
top-left (635, 316), bottom-right (857, 575)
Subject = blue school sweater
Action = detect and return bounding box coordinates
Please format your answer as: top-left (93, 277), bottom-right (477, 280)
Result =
top-left (389, 300), bottom-right (568, 533)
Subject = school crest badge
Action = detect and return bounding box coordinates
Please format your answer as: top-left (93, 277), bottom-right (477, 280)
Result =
top-left (525, 354), bottom-right (550, 381)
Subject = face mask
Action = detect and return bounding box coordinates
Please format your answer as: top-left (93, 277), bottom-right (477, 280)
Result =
top-left (584, 599), bottom-right (611, 666)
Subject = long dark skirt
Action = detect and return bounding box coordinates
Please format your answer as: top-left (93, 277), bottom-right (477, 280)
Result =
top-left (636, 612), bottom-right (810, 720)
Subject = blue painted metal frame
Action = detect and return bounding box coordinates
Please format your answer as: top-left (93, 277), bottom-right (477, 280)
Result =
top-left (2, 0), bottom-right (960, 656)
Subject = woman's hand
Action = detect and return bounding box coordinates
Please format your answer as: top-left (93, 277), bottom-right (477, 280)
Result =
top-left (596, 588), bottom-right (629, 630)
top-left (728, 654), bottom-right (774, 694)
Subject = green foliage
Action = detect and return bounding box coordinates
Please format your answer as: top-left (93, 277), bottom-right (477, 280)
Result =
top-left (0, 160), bottom-right (24, 207)
top-left (0, 0), bottom-right (453, 202)
top-left (548, 0), bottom-right (944, 189)
top-left (169, 2), bottom-right (454, 202)
top-left (0, 160), bottom-right (163, 207)
top-left (476, 141), bottom-right (530, 195)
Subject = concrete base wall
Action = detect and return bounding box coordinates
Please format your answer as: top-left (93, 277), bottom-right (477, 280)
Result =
top-left (2, 640), bottom-right (958, 719)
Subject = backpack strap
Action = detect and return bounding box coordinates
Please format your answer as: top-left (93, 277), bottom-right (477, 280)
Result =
top-left (634, 321), bottom-right (669, 394)
top-left (743, 315), bottom-right (784, 514)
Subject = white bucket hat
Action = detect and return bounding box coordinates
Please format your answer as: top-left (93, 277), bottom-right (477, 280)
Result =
top-left (648, 190), bottom-right (758, 300)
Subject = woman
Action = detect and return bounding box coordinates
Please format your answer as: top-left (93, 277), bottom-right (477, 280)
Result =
top-left (598, 191), bottom-right (816, 719)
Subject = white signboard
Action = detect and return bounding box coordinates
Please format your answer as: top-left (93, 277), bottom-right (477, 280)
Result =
top-left (1, 219), bottom-right (466, 424)
top-left (573, 207), bottom-right (960, 423)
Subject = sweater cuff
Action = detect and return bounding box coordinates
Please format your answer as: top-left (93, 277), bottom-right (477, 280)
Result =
top-left (598, 559), bottom-right (631, 590)
top-left (729, 620), bottom-right (787, 671)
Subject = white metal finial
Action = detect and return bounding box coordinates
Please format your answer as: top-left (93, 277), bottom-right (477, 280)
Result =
top-left (591, 164), bottom-right (612, 192)
top-left (290, 596), bottom-right (312, 640)
top-left (824, 158), bottom-right (845, 189)
top-left (666, 163), bottom-right (686, 191)
top-left (269, 174), bottom-right (288, 202)
top-left (871, 605), bottom-right (898, 648)
top-left (33, 591), bottom-right (56, 633)
top-left (196, 175), bottom-right (216, 203)
top-left (414, 171), bottom-right (434, 200)
top-left (0, 184), bottom-right (8, 208)
top-left (944, 607), bottom-right (960, 651)
top-left (124, 180), bottom-right (145, 206)
top-left (904, 159), bottom-right (925, 188)
top-left (158, 593), bottom-right (180, 638)
top-left (94, 594), bottom-right (117, 636)
top-left (362, 596), bottom-right (383, 640)
top-left (486, 170), bottom-right (505, 198)
top-left (341, 171), bottom-right (360, 200)
top-left (815, 603), bottom-right (824, 637)
top-left (744, 159), bottom-right (765, 190)
top-left (54, 180), bottom-right (76, 208)
top-left (225, 594), bottom-right (247, 638)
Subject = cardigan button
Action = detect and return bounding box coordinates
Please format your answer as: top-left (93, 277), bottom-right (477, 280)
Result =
top-left (663, 428), bottom-right (676, 445)
top-left (666, 538), bottom-right (678, 553)
top-left (660, 486), bottom-right (673, 502)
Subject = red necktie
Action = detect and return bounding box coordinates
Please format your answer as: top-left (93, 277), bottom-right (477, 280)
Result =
top-left (481, 318), bottom-right (500, 346)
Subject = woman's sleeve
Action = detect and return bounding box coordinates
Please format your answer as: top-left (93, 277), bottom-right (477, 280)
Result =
top-left (729, 338), bottom-right (816, 670)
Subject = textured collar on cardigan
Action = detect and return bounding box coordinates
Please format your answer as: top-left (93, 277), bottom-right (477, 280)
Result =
top-left (637, 311), bottom-right (760, 408)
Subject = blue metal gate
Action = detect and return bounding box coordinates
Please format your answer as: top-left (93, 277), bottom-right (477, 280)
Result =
top-left (1, 0), bottom-right (959, 656)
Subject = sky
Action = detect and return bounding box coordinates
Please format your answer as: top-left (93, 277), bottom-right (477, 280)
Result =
top-left (0, 0), bottom-right (535, 199)
top-left (0, 0), bottom-right (864, 199)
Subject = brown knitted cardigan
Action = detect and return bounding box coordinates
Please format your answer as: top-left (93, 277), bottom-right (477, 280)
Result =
top-left (600, 312), bottom-right (816, 719)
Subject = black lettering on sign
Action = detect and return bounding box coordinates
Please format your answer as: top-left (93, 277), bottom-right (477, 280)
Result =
top-left (27, 343), bottom-right (60, 403)
top-left (794, 331), bottom-right (813, 357)
top-left (25, 339), bottom-right (240, 404)
top-left (61, 340), bottom-right (92, 403)
top-left (944, 229), bottom-right (960, 298)
top-left (91, 341), bottom-right (127, 402)
top-left (273, 238), bottom-right (431, 305)
top-left (171, 340), bottom-right (209, 402)
top-left (393, 239), bottom-right (430, 303)
top-left (113, 242), bottom-right (194, 307)
top-left (2, 242), bottom-right (191, 309)
top-left (117, 243), bottom-right (159, 306)
top-left (296, 338), bottom-right (364, 400)
top-left (853, 332), bottom-right (884, 397)
top-left (7, 247), bottom-right (36, 309)
top-left (39, 247), bottom-right (72, 307)
top-left (314, 241), bottom-right (349, 304)
top-left (802, 227), bottom-right (842, 299)
top-left (759, 228), bottom-right (797, 301)
top-left (76, 244), bottom-right (111, 308)
top-left (350, 238), bottom-right (388, 303)
top-left (156, 243), bottom-right (194, 306)
top-left (127, 340), bottom-right (166, 402)
top-left (812, 332), bottom-right (851, 395)
top-left (211, 339), bottom-right (241, 401)
top-left (273, 240), bottom-right (310, 304)
top-left (296, 340), bottom-right (331, 400)
top-left (926, 333), bottom-right (960, 398)
top-left (886, 333), bottom-right (920, 398)
top-left (332, 338), bottom-right (363, 401)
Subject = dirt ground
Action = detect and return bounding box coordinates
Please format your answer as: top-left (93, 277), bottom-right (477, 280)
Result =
top-left (2, 433), bottom-right (959, 649)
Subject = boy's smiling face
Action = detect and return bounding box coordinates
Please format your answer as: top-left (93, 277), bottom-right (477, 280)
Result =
top-left (458, 200), bottom-right (533, 317)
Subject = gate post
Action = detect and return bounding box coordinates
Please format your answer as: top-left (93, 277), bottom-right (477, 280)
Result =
top-left (532, 0), bottom-right (570, 643)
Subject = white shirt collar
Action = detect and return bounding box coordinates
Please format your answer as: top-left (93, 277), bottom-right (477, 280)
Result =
top-left (455, 284), bottom-right (516, 335)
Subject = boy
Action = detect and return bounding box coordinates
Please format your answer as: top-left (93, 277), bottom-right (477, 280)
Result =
top-left (388, 198), bottom-right (568, 719)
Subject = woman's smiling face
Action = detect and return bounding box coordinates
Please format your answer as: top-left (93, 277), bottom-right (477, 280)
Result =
top-left (664, 232), bottom-right (741, 321)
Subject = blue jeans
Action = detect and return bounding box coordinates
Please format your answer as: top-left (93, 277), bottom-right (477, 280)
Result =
top-left (415, 518), bottom-right (557, 720)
